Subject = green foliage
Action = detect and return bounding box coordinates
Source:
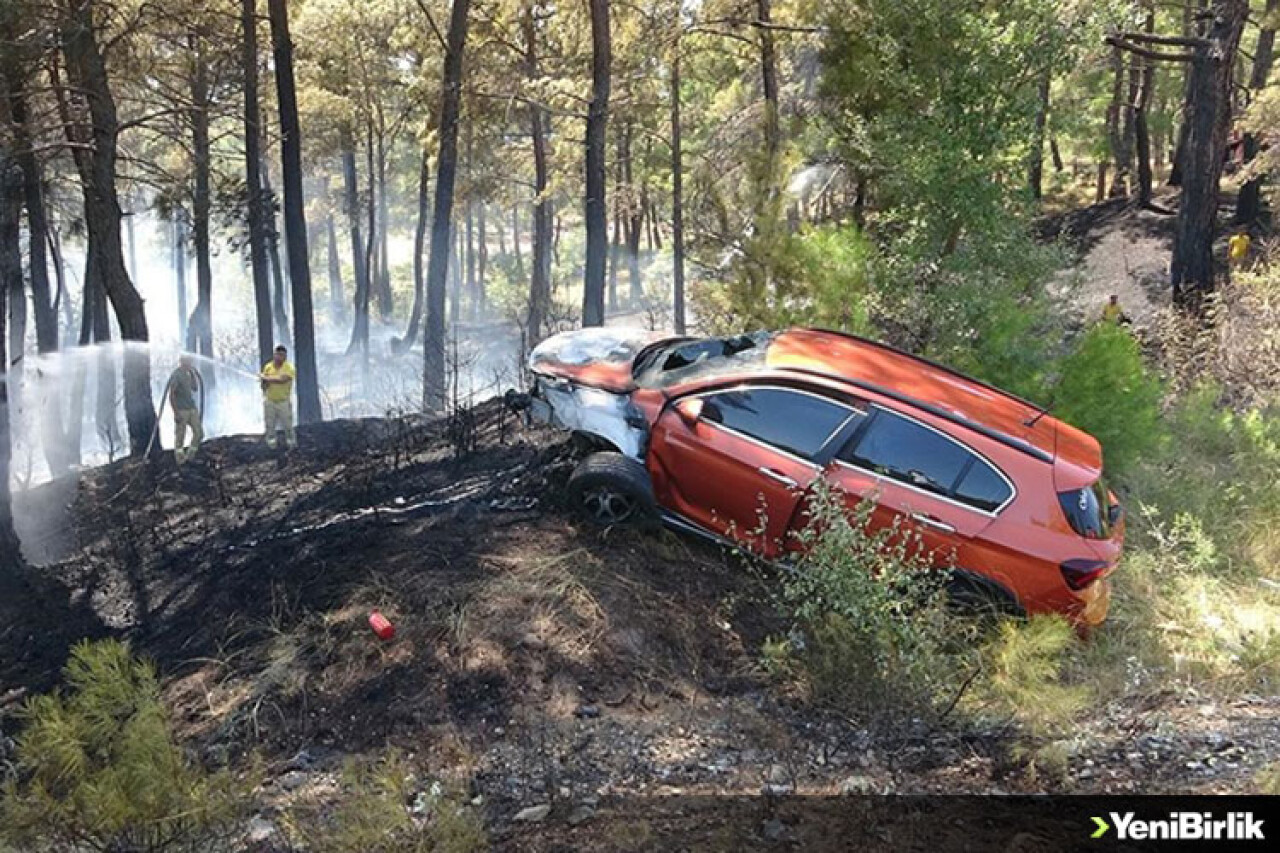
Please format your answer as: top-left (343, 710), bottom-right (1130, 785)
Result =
top-left (767, 484), bottom-right (971, 724)
top-left (975, 617), bottom-right (1092, 735)
top-left (1128, 384), bottom-right (1280, 573)
top-left (0, 640), bottom-right (250, 853)
top-left (696, 223), bottom-right (875, 332)
top-left (1077, 386), bottom-right (1280, 696)
top-left (819, 0), bottom-right (1068, 247)
top-left (289, 750), bottom-right (485, 853)
top-left (885, 222), bottom-right (1067, 401)
top-left (1052, 323), bottom-right (1165, 476)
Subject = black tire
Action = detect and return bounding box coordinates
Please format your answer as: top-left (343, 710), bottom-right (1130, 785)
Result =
top-left (566, 452), bottom-right (657, 527)
top-left (946, 570), bottom-right (1024, 622)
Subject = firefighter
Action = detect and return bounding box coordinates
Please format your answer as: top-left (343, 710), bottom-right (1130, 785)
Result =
top-left (168, 354), bottom-right (203, 463)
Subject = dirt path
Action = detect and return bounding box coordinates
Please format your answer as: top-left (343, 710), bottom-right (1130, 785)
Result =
top-left (1041, 197), bottom-right (1176, 326)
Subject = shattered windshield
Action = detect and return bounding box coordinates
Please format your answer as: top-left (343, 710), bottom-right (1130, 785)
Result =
top-left (633, 331), bottom-right (773, 388)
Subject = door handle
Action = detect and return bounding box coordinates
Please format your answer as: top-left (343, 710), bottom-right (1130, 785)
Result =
top-left (758, 467), bottom-right (799, 489)
top-left (910, 512), bottom-right (956, 534)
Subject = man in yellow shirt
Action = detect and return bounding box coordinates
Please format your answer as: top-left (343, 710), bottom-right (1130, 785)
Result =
top-left (1101, 294), bottom-right (1128, 325)
top-left (1228, 230), bottom-right (1251, 273)
top-left (260, 345), bottom-right (297, 449)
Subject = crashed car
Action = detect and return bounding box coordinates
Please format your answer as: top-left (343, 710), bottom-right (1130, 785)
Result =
top-left (520, 327), bottom-right (1124, 627)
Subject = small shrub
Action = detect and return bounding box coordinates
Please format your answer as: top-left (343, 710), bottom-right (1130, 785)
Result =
top-left (766, 485), bottom-right (973, 725)
top-left (1052, 322), bottom-right (1165, 476)
top-left (975, 616), bottom-right (1092, 735)
top-left (1258, 762), bottom-right (1280, 795)
top-left (0, 640), bottom-right (251, 853)
top-left (288, 750), bottom-right (485, 853)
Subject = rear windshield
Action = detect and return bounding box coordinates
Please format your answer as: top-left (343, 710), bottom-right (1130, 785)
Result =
top-left (633, 332), bottom-right (772, 388)
top-left (1058, 479), bottom-right (1113, 539)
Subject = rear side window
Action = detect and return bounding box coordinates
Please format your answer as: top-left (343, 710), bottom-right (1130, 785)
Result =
top-left (839, 407), bottom-right (1012, 511)
top-left (954, 459), bottom-right (1014, 512)
top-left (1058, 479), bottom-right (1113, 539)
top-left (840, 409), bottom-right (972, 497)
top-left (702, 387), bottom-right (853, 459)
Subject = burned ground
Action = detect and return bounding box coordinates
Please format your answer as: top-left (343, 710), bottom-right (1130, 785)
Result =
top-left (2, 401), bottom-right (1277, 849)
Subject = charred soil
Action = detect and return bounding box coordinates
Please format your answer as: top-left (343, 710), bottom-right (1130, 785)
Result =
top-left (2, 401), bottom-right (1276, 850)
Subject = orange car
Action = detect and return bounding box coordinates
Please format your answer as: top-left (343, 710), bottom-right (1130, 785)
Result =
top-left (521, 327), bottom-right (1123, 626)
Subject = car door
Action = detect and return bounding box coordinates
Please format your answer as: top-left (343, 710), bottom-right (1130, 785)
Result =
top-left (649, 385), bottom-right (857, 556)
top-left (824, 406), bottom-right (1007, 566)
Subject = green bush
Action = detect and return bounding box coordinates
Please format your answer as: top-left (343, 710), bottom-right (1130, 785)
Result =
top-left (767, 485), bottom-right (973, 724)
top-left (1051, 322), bottom-right (1165, 477)
top-left (975, 616), bottom-right (1092, 735)
top-left (287, 750), bottom-right (485, 853)
top-left (0, 640), bottom-right (250, 853)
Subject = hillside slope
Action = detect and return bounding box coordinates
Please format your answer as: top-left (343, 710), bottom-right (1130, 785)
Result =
top-left (3, 400), bottom-right (1277, 849)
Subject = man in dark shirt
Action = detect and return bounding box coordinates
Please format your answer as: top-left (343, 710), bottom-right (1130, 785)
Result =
top-left (168, 354), bottom-right (203, 463)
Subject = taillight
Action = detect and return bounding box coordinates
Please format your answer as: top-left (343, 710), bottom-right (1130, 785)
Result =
top-left (1060, 558), bottom-right (1109, 591)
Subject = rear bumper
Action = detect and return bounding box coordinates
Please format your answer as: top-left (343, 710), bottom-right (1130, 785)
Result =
top-left (1075, 577), bottom-right (1112, 628)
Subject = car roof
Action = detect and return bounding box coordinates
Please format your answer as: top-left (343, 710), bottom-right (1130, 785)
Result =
top-left (763, 329), bottom-right (1102, 477)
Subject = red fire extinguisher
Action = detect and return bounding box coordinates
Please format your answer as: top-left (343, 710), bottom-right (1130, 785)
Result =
top-left (369, 610), bottom-right (396, 641)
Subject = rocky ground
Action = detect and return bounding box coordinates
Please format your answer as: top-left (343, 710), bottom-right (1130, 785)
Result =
top-left (2, 392), bottom-right (1277, 850)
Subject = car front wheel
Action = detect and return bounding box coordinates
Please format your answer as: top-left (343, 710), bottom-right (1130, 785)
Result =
top-left (566, 452), bottom-right (656, 527)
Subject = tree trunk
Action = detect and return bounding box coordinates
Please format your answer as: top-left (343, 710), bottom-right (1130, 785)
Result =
top-left (364, 121), bottom-right (378, 327)
top-left (1050, 136), bottom-right (1064, 172)
top-left (670, 41), bottom-right (686, 334)
top-left (262, 158), bottom-right (290, 342)
top-left (423, 0), bottom-right (470, 412)
top-left (173, 216), bottom-right (188, 343)
top-left (1236, 0), bottom-right (1277, 224)
top-left (267, 0), bottom-right (322, 423)
top-left (523, 6), bottom-right (551, 346)
top-left (1170, 0), bottom-right (1210, 187)
top-left (243, 0), bottom-right (273, 366)
top-left (1171, 0), bottom-right (1249, 310)
top-left (464, 124), bottom-right (476, 321)
top-left (375, 127), bottom-right (392, 318)
top-left (124, 195), bottom-right (137, 281)
top-left (2, 71), bottom-right (57, 353)
top-left (326, 211), bottom-right (343, 322)
top-left (342, 129), bottom-right (370, 354)
top-left (455, 219), bottom-right (465, 325)
top-left (1107, 46), bottom-right (1130, 197)
top-left (49, 226), bottom-right (73, 344)
top-left (624, 124), bottom-right (642, 303)
top-left (187, 28), bottom-right (213, 358)
top-left (465, 199), bottom-right (476, 320)
top-left (512, 203), bottom-right (525, 281)
top-left (0, 149), bottom-right (19, 550)
top-left (1029, 64), bottom-right (1050, 200)
top-left (757, 0), bottom-right (780, 218)
top-left (581, 0), bottom-right (611, 327)
top-left (477, 202), bottom-right (487, 317)
top-left (608, 126), bottom-right (622, 313)
top-left (60, 0), bottom-right (156, 455)
top-left (400, 145), bottom-right (430, 350)
top-left (1134, 9), bottom-right (1157, 207)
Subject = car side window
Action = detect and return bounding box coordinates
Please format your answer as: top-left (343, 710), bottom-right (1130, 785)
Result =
top-left (700, 387), bottom-right (854, 460)
top-left (839, 408), bottom-right (972, 498)
top-left (954, 458), bottom-right (1013, 512)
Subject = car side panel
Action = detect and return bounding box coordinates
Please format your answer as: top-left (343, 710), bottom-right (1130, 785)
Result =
top-left (647, 406), bottom-right (815, 555)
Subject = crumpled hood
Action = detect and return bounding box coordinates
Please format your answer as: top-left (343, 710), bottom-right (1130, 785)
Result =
top-left (528, 327), bottom-right (669, 392)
